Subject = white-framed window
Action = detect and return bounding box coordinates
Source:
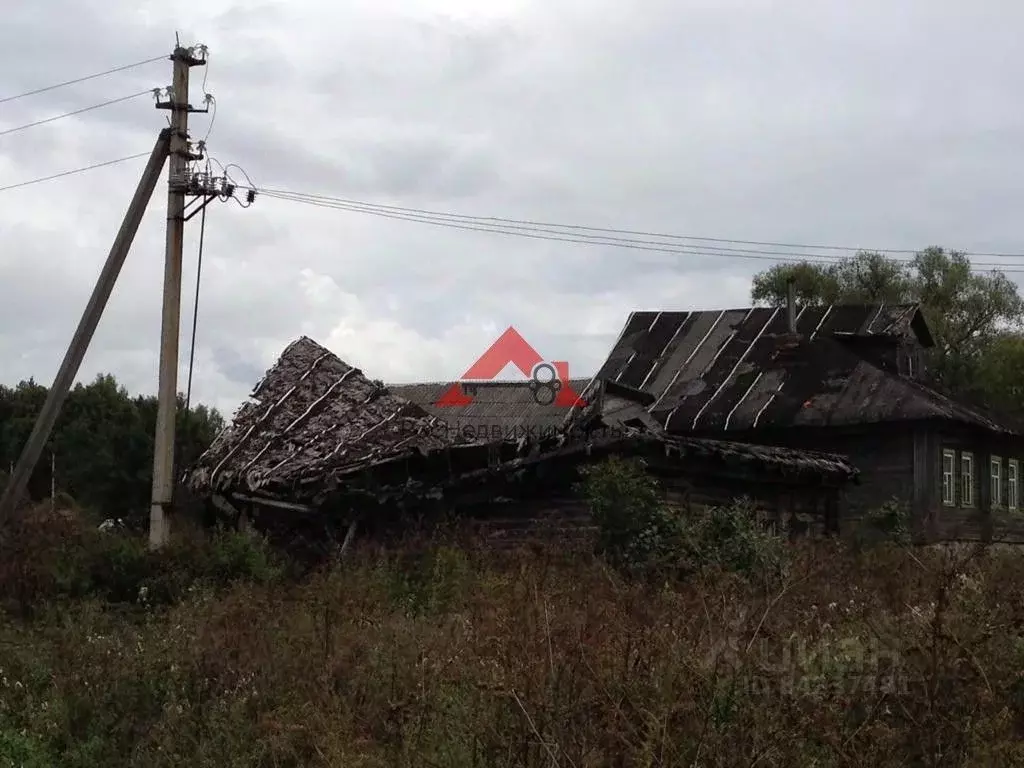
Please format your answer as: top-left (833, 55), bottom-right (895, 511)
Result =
top-left (961, 451), bottom-right (975, 507)
top-left (991, 456), bottom-right (1003, 507)
top-left (942, 448), bottom-right (956, 506)
top-left (1010, 460), bottom-right (1019, 511)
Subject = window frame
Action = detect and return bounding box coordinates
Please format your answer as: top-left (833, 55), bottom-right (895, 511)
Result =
top-left (991, 455), bottom-right (1003, 508)
top-left (961, 451), bottom-right (975, 508)
top-left (1010, 459), bottom-right (1019, 511)
top-left (941, 448), bottom-right (956, 506)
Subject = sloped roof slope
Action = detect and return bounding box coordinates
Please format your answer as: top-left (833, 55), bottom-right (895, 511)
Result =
top-left (588, 304), bottom-right (1015, 435)
top-left (187, 337), bottom-right (462, 497)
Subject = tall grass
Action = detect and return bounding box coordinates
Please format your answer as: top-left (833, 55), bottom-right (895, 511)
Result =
top-left (1, 504), bottom-right (1023, 766)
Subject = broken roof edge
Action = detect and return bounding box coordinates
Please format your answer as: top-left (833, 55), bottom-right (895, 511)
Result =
top-left (571, 378), bottom-right (859, 479)
top-left (185, 335), bottom-right (461, 497)
top-left (213, 426), bottom-right (860, 515)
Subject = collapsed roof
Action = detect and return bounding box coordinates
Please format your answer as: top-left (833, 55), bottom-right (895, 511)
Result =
top-left (187, 337), bottom-right (464, 501)
top-left (188, 335), bottom-right (860, 509)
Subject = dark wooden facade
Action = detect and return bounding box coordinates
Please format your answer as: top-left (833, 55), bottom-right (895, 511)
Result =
top-left (187, 337), bottom-right (857, 553)
top-left (587, 302), bottom-right (1024, 542)
top-left (217, 432), bottom-right (853, 553)
top-left (714, 423), bottom-right (1024, 542)
top-left (913, 423), bottom-right (1024, 542)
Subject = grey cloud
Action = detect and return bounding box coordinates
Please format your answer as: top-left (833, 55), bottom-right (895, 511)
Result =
top-left (211, 344), bottom-right (265, 389)
top-left (4, 0), bottom-right (1024, 417)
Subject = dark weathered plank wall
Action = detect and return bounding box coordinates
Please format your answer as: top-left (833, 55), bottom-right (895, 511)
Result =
top-left (928, 428), bottom-right (1024, 543)
top-left (711, 426), bottom-right (914, 526)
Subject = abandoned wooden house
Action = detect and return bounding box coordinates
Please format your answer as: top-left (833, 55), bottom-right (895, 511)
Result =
top-left (186, 336), bottom-right (858, 549)
top-left (581, 302), bottom-right (1024, 541)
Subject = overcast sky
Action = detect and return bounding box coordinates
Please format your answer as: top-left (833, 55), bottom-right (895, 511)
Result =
top-left (2, 0), bottom-right (1023, 416)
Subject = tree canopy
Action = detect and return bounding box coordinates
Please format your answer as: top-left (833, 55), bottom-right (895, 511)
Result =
top-left (750, 247), bottom-right (1024, 412)
top-left (0, 374), bottom-right (224, 523)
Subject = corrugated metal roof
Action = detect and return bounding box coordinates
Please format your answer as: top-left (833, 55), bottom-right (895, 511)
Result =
top-left (589, 304), bottom-right (1016, 435)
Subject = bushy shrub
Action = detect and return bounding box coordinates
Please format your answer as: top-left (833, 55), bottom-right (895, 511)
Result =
top-left (862, 497), bottom-right (912, 546)
top-left (0, 510), bottom-right (282, 614)
top-left (694, 497), bottom-right (788, 580)
top-left (578, 456), bottom-right (689, 576)
top-left (579, 457), bottom-right (787, 581)
top-left (373, 543), bottom-right (476, 616)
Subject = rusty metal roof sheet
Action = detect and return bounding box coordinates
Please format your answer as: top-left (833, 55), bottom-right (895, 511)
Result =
top-left (589, 304), bottom-right (1016, 435)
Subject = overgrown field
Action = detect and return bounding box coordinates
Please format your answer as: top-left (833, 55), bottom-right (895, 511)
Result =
top-left (2, 501), bottom-right (1024, 768)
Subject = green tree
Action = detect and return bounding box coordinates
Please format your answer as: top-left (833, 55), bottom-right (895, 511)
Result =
top-left (751, 251), bottom-right (915, 306)
top-left (973, 333), bottom-right (1024, 417)
top-left (750, 247), bottom-right (1024, 405)
top-left (0, 375), bottom-right (224, 523)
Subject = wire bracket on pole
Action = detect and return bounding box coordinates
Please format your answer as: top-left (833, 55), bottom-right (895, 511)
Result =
top-left (154, 45), bottom-right (209, 113)
top-left (182, 157), bottom-right (257, 219)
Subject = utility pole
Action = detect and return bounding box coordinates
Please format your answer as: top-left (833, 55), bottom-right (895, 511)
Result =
top-left (0, 130), bottom-right (171, 526)
top-left (149, 44), bottom-right (207, 549)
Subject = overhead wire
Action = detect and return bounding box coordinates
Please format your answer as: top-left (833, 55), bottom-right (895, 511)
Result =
top-left (260, 189), bottom-right (844, 265)
top-left (257, 186), bottom-right (1024, 260)
top-left (0, 55), bottom-right (165, 105)
top-left (0, 151), bottom-right (151, 193)
top-left (4, 142), bottom-right (1024, 275)
top-left (256, 188), bottom-right (1024, 274)
top-left (197, 49), bottom-right (217, 143)
top-left (202, 95), bottom-right (217, 142)
top-left (260, 190), bottom-right (862, 263)
top-left (0, 90), bottom-right (152, 137)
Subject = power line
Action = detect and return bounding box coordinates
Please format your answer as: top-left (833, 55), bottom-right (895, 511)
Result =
top-left (261, 190), bottom-right (889, 263)
top-left (0, 90), bottom-right (151, 137)
top-left (257, 189), bottom-right (1024, 274)
top-left (0, 55), bottom-right (165, 105)
top-left (260, 190), bottom-right (844, 265)
top-left (0, 152), bottom-right (150, 193)
top-left (258, 186), bottom-right (1024, 260)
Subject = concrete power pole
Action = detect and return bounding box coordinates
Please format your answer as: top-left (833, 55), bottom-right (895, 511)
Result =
top-left (0, 131), bottom-right (171, 527)
top-left (150, 45), bottom-right (207, 549)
